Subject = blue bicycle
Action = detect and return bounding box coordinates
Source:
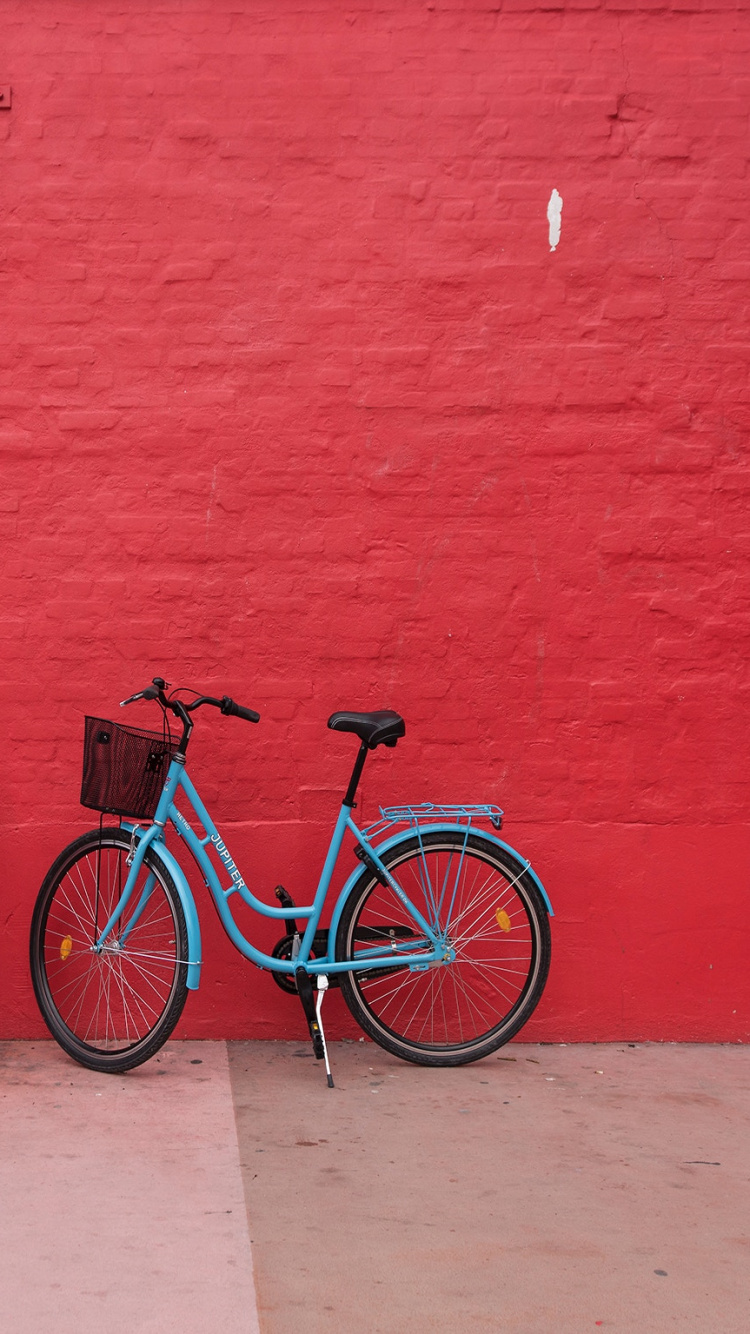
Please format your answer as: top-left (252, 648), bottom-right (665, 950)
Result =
top-left (30, 679), bottom-right (553, 1082)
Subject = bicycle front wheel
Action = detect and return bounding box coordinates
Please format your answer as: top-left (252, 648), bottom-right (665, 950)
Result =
top-left (336, 831), bottom-right (551, 1066)
top-left (30, 828), bottom-right (189, 1073)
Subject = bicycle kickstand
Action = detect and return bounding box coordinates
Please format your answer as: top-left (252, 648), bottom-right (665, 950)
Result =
top-left (295, 968), bottom-right (335, 1088)
top-left (315, 976), bottom-right (334, 1089)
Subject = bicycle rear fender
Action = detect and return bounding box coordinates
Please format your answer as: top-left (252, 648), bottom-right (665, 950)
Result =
top-left (328, 822), bottom-right (553, 947)
top-left (121, 825), bottom-right (202, 989)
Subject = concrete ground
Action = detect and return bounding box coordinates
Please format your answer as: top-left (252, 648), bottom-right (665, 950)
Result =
top-left (2, 1041), bottom-right (748, 1333)
top-left (0, 1040), bottom-right (258, 1334)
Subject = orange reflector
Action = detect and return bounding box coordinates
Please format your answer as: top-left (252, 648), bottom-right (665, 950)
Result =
top-left (60, 935), bottom-right (73, 961)
top-left (495, 909), bottom-right (511, 933)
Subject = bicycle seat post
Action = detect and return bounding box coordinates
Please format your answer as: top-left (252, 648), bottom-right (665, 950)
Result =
top-left (343, 741), bottom-right (369, 808)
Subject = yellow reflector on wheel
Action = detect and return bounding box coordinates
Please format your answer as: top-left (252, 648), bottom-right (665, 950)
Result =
top-left (495, 909), bottom-right (511, 933)
top-left (60, 935), bottom-right (73, 961)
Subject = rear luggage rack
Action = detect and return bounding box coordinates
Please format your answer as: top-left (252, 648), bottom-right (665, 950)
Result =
top-left (364, 803), bottom-right (503, 838)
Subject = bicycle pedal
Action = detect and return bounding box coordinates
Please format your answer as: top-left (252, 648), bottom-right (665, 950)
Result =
top-left (309, 1019), bottom-right (325, 1062)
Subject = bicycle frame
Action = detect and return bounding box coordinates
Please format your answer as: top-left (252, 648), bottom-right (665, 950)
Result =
top-left (96, 755), bottom-right (452, 990)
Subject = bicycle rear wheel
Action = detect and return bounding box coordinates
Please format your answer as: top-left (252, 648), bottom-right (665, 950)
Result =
top-left (336, 831), bottom-right (551, 1066)
top-left (30, 828), bottom-right (189, 1073)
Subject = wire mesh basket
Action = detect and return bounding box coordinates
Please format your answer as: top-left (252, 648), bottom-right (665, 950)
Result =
top-left (80, 716), bottom-right (178, 821)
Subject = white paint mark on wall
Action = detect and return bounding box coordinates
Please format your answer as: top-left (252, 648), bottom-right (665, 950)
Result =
top-left (547, 189), bottom-right (563, 252)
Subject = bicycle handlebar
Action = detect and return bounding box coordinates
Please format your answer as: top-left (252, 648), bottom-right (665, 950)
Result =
top-left (120, 680), bottom-right (261, 727)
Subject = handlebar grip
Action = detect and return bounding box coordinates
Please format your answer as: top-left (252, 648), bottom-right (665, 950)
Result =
top-left (120, 686), bottom-right (160, 707)
top-left (221, 696), bottom-right (260, 724)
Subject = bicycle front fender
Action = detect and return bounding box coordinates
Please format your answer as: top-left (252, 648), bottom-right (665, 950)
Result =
top-left (328, 822), bottom-right (553, 950)
top-left (121, 827), bottom-right (202, 989)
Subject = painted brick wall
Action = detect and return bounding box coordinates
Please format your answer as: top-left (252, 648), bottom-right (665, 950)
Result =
top-left (2, 0), bottom-right (749, 1043)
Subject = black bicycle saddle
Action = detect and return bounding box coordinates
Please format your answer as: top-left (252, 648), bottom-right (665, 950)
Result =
top-left (327, 710), bottom-right (405, 749)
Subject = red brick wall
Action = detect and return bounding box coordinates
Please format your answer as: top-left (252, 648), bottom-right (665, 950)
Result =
top-left (2, 0), bottom-right (749, 1042)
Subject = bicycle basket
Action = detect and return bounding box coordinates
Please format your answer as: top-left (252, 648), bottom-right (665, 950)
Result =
top-left (80, 716), bottom-right (179, 821)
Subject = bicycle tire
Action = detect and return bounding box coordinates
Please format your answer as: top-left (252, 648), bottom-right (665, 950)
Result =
top-left (30, 828), bottom-right (189, 1074)
top-left (336, 831), bottom-right (551, 1066)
